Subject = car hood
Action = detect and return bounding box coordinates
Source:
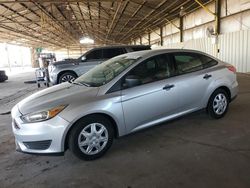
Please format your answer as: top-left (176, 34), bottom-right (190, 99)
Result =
top-left (53, 59), bottom-right (79, 66)
top-left (17, 82), bottom-right (99, 115)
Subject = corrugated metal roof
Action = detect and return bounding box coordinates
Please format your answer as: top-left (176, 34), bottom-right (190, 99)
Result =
top-left (0, 0), bottom-right (211, 49)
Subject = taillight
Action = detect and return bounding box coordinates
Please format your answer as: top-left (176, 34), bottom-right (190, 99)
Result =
top-left (227, 65), bottom-right (236, 74)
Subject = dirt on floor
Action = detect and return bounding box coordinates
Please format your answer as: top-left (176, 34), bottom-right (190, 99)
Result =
top-left (0, 72), bottom-right (250, 188)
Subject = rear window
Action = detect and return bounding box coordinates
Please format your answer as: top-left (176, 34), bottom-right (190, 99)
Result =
top-left (174, 53), bottom-right (218, 74)
top-left (199, 55), bottom-right (218, 68)
top-left (174, 53), bottom-right (203, 74)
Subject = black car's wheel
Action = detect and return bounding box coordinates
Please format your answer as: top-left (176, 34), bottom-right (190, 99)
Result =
top-left (58, 72), bottom-right (77, 84)
top-left (207, 89), bottom-right (229, 119)
top-left (68, 115), bottom-right (114, 160)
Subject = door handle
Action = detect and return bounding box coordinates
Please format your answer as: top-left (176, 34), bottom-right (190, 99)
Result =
top-left (203, 74), bottom-right (212, 80)
top-left (163, 84), bottom-right (175, 90)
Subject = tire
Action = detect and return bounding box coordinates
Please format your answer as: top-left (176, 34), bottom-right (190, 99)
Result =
top-left (207, 89), bottom-right (229, 119)
top-left (58, 72), bottom-right (77, 84)
top-left (68, 115), bottom-right (114, 160)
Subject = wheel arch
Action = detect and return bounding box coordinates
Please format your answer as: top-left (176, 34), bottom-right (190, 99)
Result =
top-left (63, 113), bottom-right (119, 151)
top-left (216, 86), bottom-right (231, 100)
top-left (57, 70), bottom-right (78, 84)
top-left (207, 85), bottom-right (231, 108)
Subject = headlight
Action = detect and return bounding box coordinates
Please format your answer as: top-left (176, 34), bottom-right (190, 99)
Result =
top-left (21, 105), bottom-right (67, 123)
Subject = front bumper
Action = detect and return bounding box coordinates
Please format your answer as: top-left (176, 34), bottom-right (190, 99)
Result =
top-left (49, 71), bottom-right (58, 85)
top-left (12, 105), bottom-right (70, 154)
top-left (0, 75), bottom-right (8, 82)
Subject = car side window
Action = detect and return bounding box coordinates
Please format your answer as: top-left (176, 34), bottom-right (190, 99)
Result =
top-left (174, 53), bottom-right (203, 74)
top-left (86, 49), bottom-right (103, 60)
top-left (131, 47), bottom-right (151, 51)
top-left (102, 48), bottom-right (125, 59)
top-left (125, 54), bottom-right (174, 87)
top-left (199, 54), bottom-right (218, 69)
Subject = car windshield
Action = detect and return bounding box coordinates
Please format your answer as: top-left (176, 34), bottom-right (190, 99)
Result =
top-left (74, 55), bottom-right (138, 87)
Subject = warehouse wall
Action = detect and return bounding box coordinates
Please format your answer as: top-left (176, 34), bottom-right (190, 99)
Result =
top-left (0, 43), bottom-right (31, 69)
top-left (161, 30), bottom-right (250, 72)
top-left (135, 0), bottom-right (250, 72)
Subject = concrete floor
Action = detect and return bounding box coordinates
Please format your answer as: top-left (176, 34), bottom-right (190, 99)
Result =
top-left (1, 72), bottom-right (250, 188)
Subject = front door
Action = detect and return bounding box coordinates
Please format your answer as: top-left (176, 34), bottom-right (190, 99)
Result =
top-left (78, 49), bottom-right (104, 75)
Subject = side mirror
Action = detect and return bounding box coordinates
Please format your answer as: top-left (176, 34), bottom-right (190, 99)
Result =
top-left (81, 56), bottom-right (86, 62)
top-left (124, 75), bottom-right (141, 88)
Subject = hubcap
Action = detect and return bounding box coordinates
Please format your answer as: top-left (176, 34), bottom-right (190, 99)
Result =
top-left (61, 74), bottom-right (75, 83)
top-left (213, 93), bottom-right (227, 115)
top-left (78, 123), bottom-right (108, 155)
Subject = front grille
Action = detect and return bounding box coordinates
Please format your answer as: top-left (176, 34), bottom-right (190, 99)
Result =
top-left (23, 140), bottom-right (52, 150)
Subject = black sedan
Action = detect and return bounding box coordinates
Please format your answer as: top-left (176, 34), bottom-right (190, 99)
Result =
top-left (0, 70), bottom-right (8, 82)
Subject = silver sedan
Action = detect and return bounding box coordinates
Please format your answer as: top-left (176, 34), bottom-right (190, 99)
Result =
top-left (11, 49), bottom-right (238, 160)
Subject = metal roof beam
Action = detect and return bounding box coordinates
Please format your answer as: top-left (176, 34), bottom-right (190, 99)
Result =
top-left (106, 0), bottom-right (124, 40)
top-left (118, 0), bottom-right (169, 42)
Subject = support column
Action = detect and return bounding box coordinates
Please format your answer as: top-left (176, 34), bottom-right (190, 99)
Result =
top-left (30, 47), bottom-right (38, 68)
top-left (148, 32), bottom-right (151, 45)
top-left (80, 46), bottom-right (83, 55)
top-left (5, 44), bottom-right (11, 72)
top-left (160, 27), bottom-right (163, 46)
top-left (215, 0), bottom-right (221, 35)
top-left (179, 16), bottom-right (184, 42)
top-left (139, 36), bottom-right (142, 45)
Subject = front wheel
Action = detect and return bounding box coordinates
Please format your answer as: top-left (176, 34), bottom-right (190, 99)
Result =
top-left (68, 116), bottom-right (114, 160)
top-left (207, 89), bottom-right (229, 119)
top-left (58, 72), bottom-right (77, 84)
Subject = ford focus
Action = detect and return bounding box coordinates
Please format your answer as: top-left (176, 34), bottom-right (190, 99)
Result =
top-left (11, 49), bottom-right (238, 160)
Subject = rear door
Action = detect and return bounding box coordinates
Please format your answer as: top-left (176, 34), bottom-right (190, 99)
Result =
top-left (121, 54), bottom-right (182, 132)
top-left (171, 52), bottom-right (218, 111)
top-left (102, 48), bottom-right (126, 60)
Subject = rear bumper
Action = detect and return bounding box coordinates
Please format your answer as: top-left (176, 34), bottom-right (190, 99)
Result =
top-left (230, 94), bottom-right (237, 102)
top-left (230, 80), bottom-right (239, 101)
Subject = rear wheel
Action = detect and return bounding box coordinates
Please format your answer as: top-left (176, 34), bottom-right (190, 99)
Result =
top-left (207, 89), bottom-right (229, 119)
top-left (58, 72), bottom-right (77, 84)
top-left (69, 115), bottom-right (114, 160)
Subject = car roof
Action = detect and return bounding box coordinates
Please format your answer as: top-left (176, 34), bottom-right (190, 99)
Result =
top-left (91, 45), bottom-right (151, 50)
top-left (123, 48), bottom-right (213, 59)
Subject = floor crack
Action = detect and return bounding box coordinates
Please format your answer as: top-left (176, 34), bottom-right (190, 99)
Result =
top-left (166, 135), bottom-right (250, 159)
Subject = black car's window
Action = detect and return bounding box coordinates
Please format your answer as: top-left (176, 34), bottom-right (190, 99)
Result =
top-left (102, 48), bottom-right (125, 59)
top-left (74, 55), bottom-right (137, 87)
top-left (174, 53), bottom-right (203, 74)
top-left (199, 54), bottom-right (218, 68)
top-left (125, 54), bottom-right (174, 87)
top-left (86, 49), bottom-right (103, 60)
top-left (131, 46), bottom-right (151, 51)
